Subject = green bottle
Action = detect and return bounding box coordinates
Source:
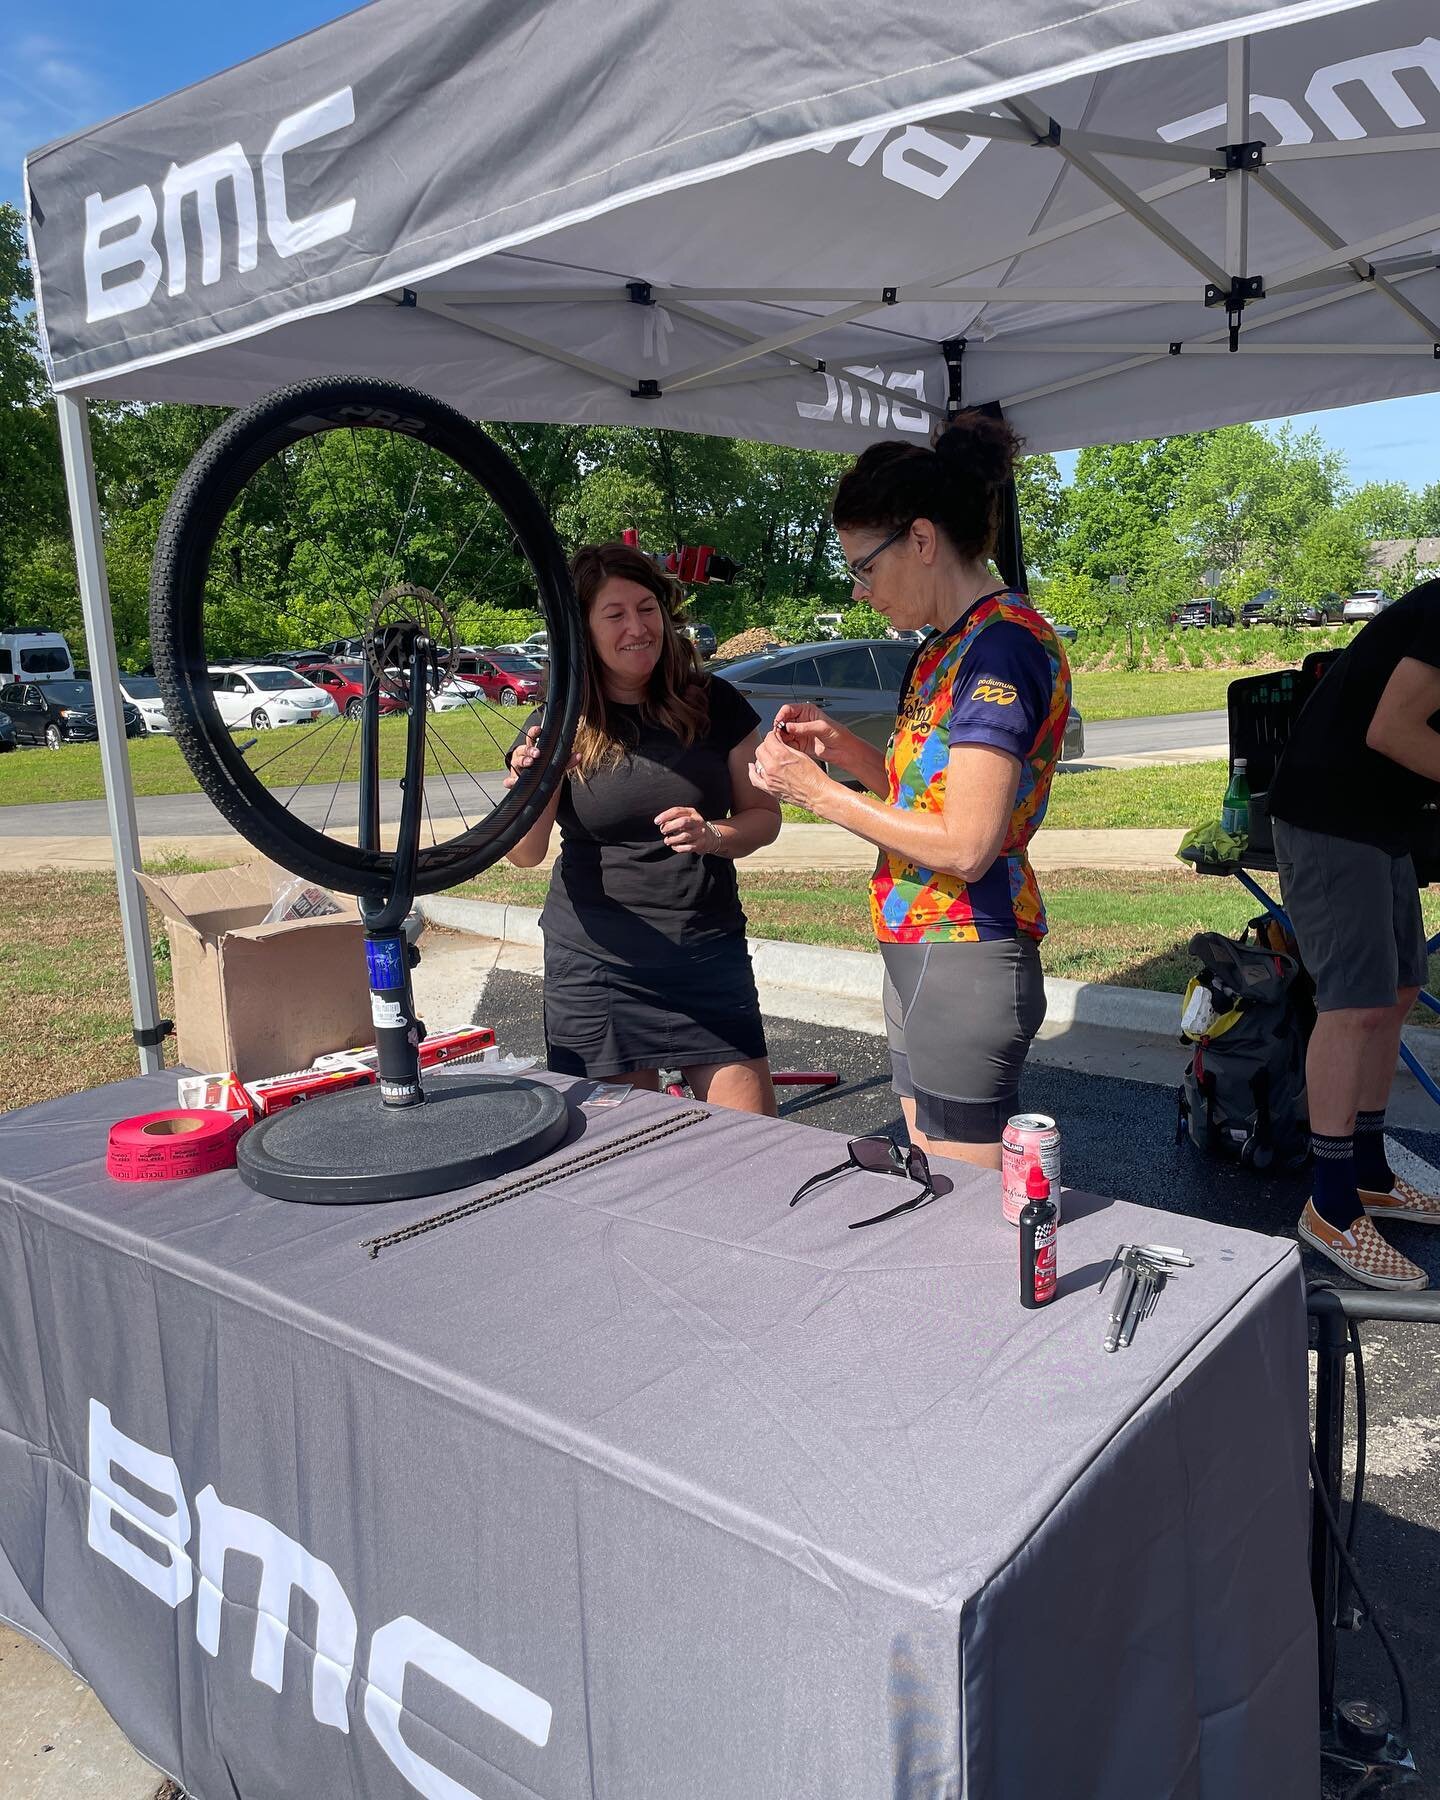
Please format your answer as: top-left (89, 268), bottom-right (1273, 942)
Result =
top-left (1221, 758), bottom-right (1250, 838)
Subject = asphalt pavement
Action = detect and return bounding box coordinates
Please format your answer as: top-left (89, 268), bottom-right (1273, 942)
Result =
top-left (1083, 707), bottom-right (1226, 760)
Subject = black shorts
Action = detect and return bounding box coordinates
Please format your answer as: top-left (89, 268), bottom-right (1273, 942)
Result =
top-left (543, 936), bottom-right (768, 1079)
top-left (880, 937), bottom-right (1047, 1143)
top-left (1274, 819), bottom-right (1429, 1012)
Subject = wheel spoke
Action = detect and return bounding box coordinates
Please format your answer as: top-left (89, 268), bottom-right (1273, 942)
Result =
top-left (281, 713), bottom-right (354, 808)
top-left (318, 718), bottom-right (362, 836)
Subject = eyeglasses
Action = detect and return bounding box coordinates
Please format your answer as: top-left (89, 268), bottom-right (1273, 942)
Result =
top-left (788, 1134), bottom-right (937, 1228)
top-left (846, 522), bottom-right (912, 594)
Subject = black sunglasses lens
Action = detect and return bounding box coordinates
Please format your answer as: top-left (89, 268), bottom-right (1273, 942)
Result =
top-left (850, 1137), bottom-right (898, 1173)
top-left (903, 1143), bottom-right (930, 1181)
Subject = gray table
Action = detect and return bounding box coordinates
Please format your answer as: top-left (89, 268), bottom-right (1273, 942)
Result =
top-left (0, 1073), bottom-right (1317, 1799)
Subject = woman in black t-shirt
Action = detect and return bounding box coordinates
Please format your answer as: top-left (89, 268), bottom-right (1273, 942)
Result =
top-left (505, 543), bottom-right (781, 1114)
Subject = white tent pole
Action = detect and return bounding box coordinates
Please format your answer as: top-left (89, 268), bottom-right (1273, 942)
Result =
top-left (1269, 212), bottom-right (1440, 291)
top-left (54, 393), bottom-right (165, 1077)
top-left (1226, 38), bottom-right (1250, 279)
top-left (1002, 96), bottom-right (1228, 289)
top-left (1268, 134), bottom-right (1440, 162)
top-left (1251, 169), bottom-right (1440, 342)
top-left (997, 267), bottom-right (1434, 409)
top-left (413, 295), bottom-right (637, 390)
top-left (930, 110), bottom-right (1219, 169)
top-left (978, 339), bottom-right (1438, 355)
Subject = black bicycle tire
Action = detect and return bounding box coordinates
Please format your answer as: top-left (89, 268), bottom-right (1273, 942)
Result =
top-left (150, 377), bottom-right (583, 897)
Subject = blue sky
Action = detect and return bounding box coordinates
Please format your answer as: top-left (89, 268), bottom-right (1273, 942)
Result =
top-left (7, 1), bottom-right (1440, 492)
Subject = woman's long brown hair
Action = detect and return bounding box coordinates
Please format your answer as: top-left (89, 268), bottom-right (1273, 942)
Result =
top-left (569, 543), bottom-right (710, 778)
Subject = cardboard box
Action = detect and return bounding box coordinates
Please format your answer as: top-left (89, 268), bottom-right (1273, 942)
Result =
top-left (134, 864), bottom-right (374, 1081)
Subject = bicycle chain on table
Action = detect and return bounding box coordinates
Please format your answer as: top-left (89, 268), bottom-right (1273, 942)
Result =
top-left (361, 1106), bottom-right (710, 1258)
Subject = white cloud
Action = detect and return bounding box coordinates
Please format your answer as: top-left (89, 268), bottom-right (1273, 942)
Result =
top-left (0, 38), bottom-right (113, 202)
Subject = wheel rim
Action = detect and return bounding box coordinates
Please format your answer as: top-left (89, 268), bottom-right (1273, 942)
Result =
top-left (149, 377), bottom-right (582, 897)
top-left (499, 688), bottom-right (518, 706)
top-left (46, 726), bottom-right (60, 748)
top-left (252, 711), bottom-right (271, 730)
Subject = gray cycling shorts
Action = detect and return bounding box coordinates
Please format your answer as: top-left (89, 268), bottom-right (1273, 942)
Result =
top-left (880, 937), bottom-right (1047, 1144)
top-left (1273, 819), bottom-right (1429, 1012)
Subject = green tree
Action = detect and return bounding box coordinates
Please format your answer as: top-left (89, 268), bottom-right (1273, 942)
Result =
top-left (1411, 483), bottom-right (1440, 537)
top-left (1057, 435), bottom-right (1208, 587)
top-left (1015, 453), bottom-right (1067, 576)
top-left (0, 202), bottom-right (67, 619)
top-left (1174, 423), bottom-right (1345, 614)
top-left (1341, 479), bottom-right (1416, 540)
top-left (1270, 507), bottom-right (1370, 611)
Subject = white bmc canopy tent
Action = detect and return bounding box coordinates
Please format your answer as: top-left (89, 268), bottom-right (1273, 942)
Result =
top-left (22, 0), bottom-right (1440, 1067)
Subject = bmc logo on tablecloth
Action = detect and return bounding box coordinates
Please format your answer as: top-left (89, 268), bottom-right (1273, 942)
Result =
top-left (85, 1400), bottom-right (551, 1800)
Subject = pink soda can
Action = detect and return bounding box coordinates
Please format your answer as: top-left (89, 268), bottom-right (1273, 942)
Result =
top-left (1002, 1114), bottom-right (1062, 1227)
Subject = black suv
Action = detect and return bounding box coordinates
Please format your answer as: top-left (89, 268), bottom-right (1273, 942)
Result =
top-left (1173, 598), bottom-right (1235, 629)
top-left (0, 679), bottom-right (144, 748)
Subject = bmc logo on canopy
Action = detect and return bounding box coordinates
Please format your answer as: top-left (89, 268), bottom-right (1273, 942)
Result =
top-left (82, 88), bottom-right (357, 325)
top-left (85, 1400), bottom-right (552, 1800)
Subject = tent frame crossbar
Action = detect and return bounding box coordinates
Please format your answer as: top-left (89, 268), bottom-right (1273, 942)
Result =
top-left (401, 49), bottom-right (1440, 406)
top-left (996, 265), bottom-right (1435, 408)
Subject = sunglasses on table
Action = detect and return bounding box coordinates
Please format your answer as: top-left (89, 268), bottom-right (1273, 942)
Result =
top-left (845, 521), bottom-right (912, 594)
top-left (788, 1134), bottom-right (937, 1229)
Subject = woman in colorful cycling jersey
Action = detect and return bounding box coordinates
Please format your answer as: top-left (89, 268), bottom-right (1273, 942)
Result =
top-left (752, 412), bottom-right (1070, 1170)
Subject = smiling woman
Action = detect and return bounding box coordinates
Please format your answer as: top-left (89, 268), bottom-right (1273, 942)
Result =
top-left (502, 542), bottom-right (782, 1114)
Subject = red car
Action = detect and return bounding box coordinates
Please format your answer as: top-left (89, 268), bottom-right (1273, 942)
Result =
top-left (447, 650), bottom-right (547, 707)
top-left (307, 662), bottom-right (407, 720)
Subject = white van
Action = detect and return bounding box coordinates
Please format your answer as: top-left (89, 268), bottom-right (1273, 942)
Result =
top-left (0, 631), bottom-right (75, 682)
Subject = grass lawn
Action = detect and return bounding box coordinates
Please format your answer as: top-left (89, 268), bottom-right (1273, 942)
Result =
top-left (10, 864), bottom-right (1440, 1110)
top-left (1071, 668), bottom-right (1239, 720)
top-left (1045, 760), bottom-right (1227, 830)
top-left (0, 870), bottom-right (180, 1110)
top-left (0, 706), bottom-right (515, 808)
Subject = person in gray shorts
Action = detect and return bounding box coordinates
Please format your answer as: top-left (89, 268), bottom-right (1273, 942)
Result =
top-left (750, 412), bottom-right (1070, 1171)
top-left (1267, 579), bottom-right (1440, 1289)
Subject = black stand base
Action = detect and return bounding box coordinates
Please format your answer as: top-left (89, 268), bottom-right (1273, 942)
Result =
top-left (237, 1076), bottom-right (569, 1204)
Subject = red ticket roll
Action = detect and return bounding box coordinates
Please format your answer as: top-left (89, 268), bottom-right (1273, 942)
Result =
top-left (106, 1110), bottom-right (243, 1182)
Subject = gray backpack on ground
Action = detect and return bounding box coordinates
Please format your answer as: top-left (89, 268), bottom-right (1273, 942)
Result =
top-left (1176, 927), bottom-right (1311, 1172)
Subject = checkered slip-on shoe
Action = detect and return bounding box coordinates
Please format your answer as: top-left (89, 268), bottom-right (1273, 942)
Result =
top-left (1361, 1178), bottom-right (1440, 1226)
top-left (1297, 1201), bottom-right (1428, 1291)
top-left (1361, 1140), bottom-right (1440, 1226)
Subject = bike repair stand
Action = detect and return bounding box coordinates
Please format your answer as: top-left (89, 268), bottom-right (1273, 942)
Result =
top-left (1309, 1286), bottom-right (1422, 1791)
top-left (237, 634), bottom-right (569, 1203)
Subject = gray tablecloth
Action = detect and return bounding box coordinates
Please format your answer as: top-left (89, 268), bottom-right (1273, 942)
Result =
top-left (0, 1073), bottom-right (1317, 1799)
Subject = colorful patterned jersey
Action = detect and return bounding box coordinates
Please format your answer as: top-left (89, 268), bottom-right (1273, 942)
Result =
top-left (869, 592), bottom-right (1071, 943)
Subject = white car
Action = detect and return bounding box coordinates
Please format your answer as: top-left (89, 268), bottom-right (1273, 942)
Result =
top-left (118, 673), bottom-right (172, 734)
top-left (207, 664), bottom-right (339, 730)
top-left (426, 676), bottom-right (477, 713)
top-left (381, 670), bottom-right (475, 712)
top-left (1342, 589), bottom-right (1389, 624)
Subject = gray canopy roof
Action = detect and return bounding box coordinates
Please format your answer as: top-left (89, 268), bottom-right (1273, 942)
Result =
top-left (24, 0), bottom-right (1440, 452)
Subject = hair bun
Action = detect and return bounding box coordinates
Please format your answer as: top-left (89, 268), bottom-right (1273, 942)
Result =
top-left (931, 410), bottom-right (1021, 489)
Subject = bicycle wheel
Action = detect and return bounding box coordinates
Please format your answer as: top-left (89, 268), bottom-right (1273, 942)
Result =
top-left (150, 377), bottom-right (582, 896)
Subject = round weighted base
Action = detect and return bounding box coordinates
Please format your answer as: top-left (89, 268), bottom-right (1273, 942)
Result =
top-left (237, 1075), bottom-right (570, 1204)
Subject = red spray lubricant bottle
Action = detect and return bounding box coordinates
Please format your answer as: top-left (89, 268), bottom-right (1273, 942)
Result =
top-left (1019, 1163), bottom-right (1058, 1309)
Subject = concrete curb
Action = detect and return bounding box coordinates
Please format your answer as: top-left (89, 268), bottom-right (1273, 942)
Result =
top-left (420, 895), bottom-right (1189, 1044)
top-left (418, 892), bottom-right (1440, 1080)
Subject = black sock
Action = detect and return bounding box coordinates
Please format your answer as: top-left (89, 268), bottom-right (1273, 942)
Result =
top-left (1353, 1111), bottom-right (1394, 1194)
top-left (1311, 1133), bottom-right (1361, 1231)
